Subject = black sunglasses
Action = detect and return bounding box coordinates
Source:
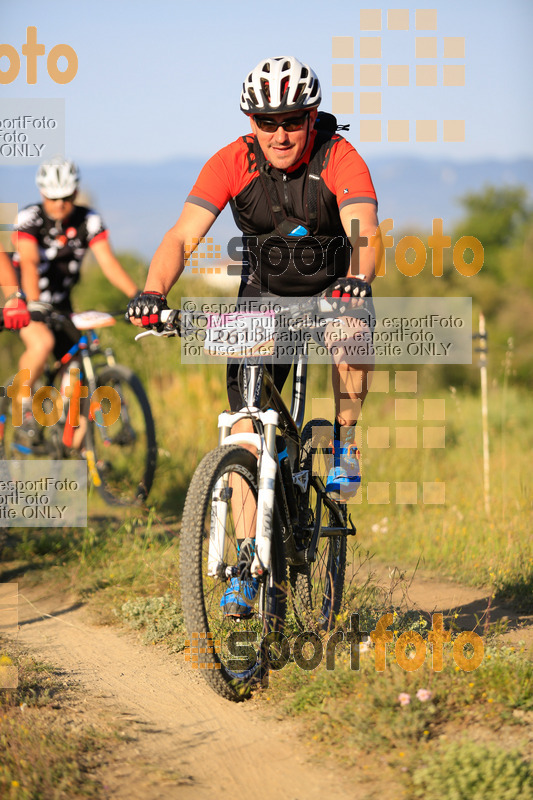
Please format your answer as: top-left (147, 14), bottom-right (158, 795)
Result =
top-left (46, 193), bottom-right (77, 203)
top-left (254, 112), bottom-right (309, 133)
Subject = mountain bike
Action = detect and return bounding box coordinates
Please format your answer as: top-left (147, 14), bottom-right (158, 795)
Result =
top-left (0, 305), bottom-right (157, 506)
top-left (136, 294), bottom-right (361, 700)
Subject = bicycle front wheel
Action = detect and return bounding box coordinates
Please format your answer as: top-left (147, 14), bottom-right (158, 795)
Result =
top-left (180, 445), bottom-right (287, 701)
top-left (0, 374), bottom-right (63, 462)
top-left (85, 364), bottom-right (157, 505)
top-left (290, 418), bottom-right (347, 632)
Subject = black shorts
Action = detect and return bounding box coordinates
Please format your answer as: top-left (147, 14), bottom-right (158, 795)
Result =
top-left (51, 302), bottom-right (81, 360)
top-left (226, 283), bottom-right (293, 412)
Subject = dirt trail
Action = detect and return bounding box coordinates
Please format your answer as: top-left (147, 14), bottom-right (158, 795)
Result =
top-left (4, 566), bottom-right (532, 799)
top-left (357, 561), bottom-right (533, 647)
top-left (10, 585), bottom-right (362, 800)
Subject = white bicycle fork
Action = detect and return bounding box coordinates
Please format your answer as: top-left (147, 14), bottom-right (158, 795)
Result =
top-left (207, 407), bottom-right (279, 581)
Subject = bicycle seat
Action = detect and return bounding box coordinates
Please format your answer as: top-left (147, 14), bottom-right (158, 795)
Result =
top-left (71, 311), bottom-right (116, 330)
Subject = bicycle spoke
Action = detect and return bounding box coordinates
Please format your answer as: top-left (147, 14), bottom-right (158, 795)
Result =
top-left (290, 419), bottom-right (347, 632)
top-left (86, 365), bottom-right (156, 505)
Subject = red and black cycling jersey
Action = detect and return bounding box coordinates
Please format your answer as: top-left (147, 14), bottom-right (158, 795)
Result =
top-left (12, 203), bottom-right (108, 308)
top-left (186, 129), bottom-right (377, 295)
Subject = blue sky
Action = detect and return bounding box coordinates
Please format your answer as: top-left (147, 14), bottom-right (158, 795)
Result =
top-left (2, 0), bottom-right (532, 164)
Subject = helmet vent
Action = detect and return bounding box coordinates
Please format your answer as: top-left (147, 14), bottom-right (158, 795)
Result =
top-left (260, 78), bottom-right (271, 101)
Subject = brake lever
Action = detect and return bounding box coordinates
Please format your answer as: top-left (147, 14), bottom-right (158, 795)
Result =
top-left (134, 328), bottom-right (178, 341)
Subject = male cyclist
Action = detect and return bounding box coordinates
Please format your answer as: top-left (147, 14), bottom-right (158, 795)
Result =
top-left (128, 56), bottom-right (379, 615)
top-left (12, 156), bottom-right (139, 443)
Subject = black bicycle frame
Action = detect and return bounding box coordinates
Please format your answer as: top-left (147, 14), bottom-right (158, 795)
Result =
top-left (239, 350), bottom-right (352, 568)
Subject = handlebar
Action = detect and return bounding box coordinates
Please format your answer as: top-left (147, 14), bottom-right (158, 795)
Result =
top-left (0, 302), bottom-right (60, 332)
top-left (1, 303), bottom-right (126, 336)
top-left (134, 291), bottom-right (374, 343)
top-left (133, 308), bottom-right (181, 340)
top-left (26, 304), bottom-right (83, 339)
top-left (161, 309), bottom-right (179, 326)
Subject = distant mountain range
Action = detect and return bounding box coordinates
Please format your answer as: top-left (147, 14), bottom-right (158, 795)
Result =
top-left (2, 157), bottom-right (532, 260)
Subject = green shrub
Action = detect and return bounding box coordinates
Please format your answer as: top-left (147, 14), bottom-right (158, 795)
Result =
top-left (118, 595), bottom-right (186, 649)
top-left (412, 739), bottom-right (533, 799)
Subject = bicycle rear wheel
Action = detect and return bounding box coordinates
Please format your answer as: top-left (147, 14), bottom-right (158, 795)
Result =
top-left (180, 445), bottom-right (287, 701)
top-left (290, 418), bottom-right (347, 632)
top-left (85, 364), bottom-right (157, 505)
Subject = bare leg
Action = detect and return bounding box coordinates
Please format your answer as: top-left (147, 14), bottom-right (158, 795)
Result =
top-left (229, 417), bottom-right (258, 542)
top-left (327, 316), bottom-right (374, 428)
top-left (9, 322), bottom-right (55, 423)
top-left (325, 317), bottom-right (374, 499)
top-left (19, 321), bottom-right (55, 387)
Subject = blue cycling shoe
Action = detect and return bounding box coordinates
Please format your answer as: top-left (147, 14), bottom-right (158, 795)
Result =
top-left (326, 466), bottom-right (361, 500)
top-left (220, 576), bottom-right (259, 618)
top-left (326, 441), bottom-right (361, 501)
top-left (220, 539), bottom-right (259, 618)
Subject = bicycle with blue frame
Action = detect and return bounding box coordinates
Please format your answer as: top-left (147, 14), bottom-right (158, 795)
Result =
top-left (0, 304), bottom-right (157, 506)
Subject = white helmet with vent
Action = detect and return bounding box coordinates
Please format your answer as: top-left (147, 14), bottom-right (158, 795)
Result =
top-left (240, 56), bottom-right (321, 115)
top-left (36, 157), bottom-right (79, 199)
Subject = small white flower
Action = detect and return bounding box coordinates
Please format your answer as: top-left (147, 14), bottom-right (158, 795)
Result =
top-left (398, 692), bottom-right (411, 706)
top-left (416, 688), bottom-right (433, 702)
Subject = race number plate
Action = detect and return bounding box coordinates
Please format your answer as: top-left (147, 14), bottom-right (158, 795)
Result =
top-left (203, 311), bottom-right (276, 357)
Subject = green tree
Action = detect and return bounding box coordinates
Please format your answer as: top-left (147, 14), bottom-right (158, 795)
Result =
top-left (454, 185), bottom-right (533, 278)
top-left (451, 185), bottom-right (533, 385)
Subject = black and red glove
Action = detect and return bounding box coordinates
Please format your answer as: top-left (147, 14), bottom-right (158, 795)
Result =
top-left (3, 292), bottom-right (30, 330)
top-left (127, 291), bottom-right (168, 330)
top-left (326, 275), bottom-right (372, 308)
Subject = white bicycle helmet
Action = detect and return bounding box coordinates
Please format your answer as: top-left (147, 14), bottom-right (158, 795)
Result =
top-left (36, 157), bottom-right (79, 199)
top-left (240, 56), bottom-right (321, 115)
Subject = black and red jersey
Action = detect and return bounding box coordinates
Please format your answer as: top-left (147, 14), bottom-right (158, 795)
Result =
top-left (187, 129), bottom-right (377, 295)
top-left (13, 204), bottom-right (108, 308)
